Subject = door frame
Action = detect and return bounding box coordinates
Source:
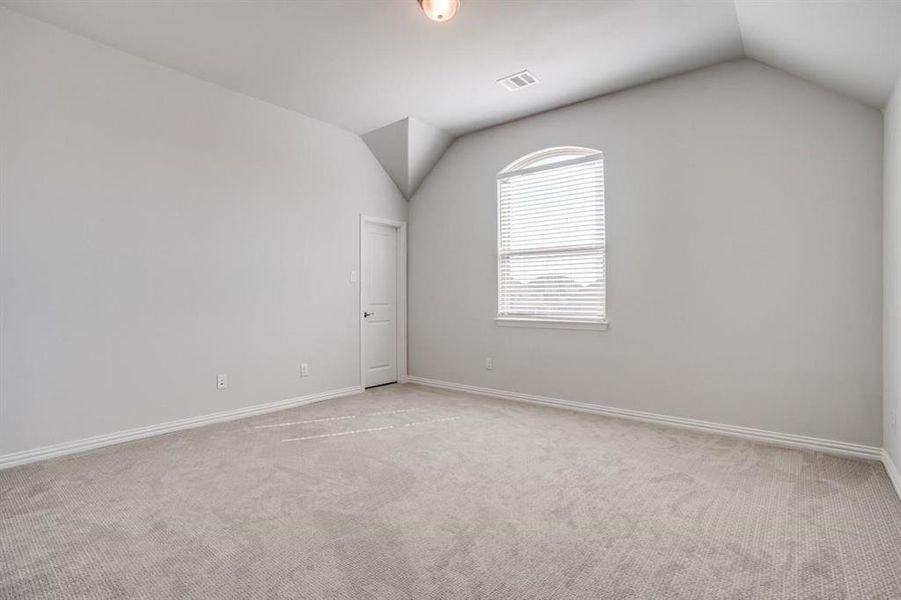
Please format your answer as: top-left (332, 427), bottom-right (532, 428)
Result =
top-left (359, 214), bottom-right (408, 389)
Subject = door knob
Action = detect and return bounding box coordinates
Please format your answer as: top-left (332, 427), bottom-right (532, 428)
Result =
top-left (363, 311), bottom-right (374, 317)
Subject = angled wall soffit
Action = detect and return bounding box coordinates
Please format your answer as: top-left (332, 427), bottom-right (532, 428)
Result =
top-left (362, 117), bottom-right (453, 200)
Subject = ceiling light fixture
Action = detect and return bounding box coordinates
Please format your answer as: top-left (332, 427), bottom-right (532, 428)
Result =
top-left (418, 0), bottom-right (460, 22)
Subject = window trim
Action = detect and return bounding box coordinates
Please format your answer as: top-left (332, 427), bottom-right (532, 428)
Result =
top-left (496, 147), bottom-right (607, 330)
top-left (495, 317), bottom-right (609, 331)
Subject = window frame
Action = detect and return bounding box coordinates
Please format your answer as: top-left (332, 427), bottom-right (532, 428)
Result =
top-left (495, 147), bottom-right (608, 331)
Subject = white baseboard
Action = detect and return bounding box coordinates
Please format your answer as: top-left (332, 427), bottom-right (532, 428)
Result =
top-left (0, 385), bottom-right (362, 470)
top-left (407, 376), bottom-right (882, 461)
top-left (883, 450), bottom-right (901, 501)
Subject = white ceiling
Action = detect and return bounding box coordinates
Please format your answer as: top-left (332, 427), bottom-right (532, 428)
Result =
top-left (3, 0), bottom-right (901, 139)
top-left (736, 0), bottom-right (901, 108)
top-left (0, 0), bottom-right (743, 136)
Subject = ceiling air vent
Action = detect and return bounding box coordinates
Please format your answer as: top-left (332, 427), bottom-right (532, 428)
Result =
top-left (497, 70), bottom-right (539, 91)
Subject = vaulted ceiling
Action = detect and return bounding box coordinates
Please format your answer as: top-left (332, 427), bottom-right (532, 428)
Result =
top-left (7, 0), bottom-right (901, 137)
top-left (4, 0), bottom-right (901, 198)
top-left (736, 0), bottom-right (901, 108)
top-left (1, 0), bottom-right (743, 136)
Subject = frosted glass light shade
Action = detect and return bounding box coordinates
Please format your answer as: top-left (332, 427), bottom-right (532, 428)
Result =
top-left (418, 0), bottom-right (460, 22)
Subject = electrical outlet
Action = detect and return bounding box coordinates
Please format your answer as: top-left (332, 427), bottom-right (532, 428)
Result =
top-left (485, 357), bottom-right (493, 370)
top-left (350, 270), bottom-right (358, 283)
top-left (301, 363), bottom-right (309, 377)
top-left (217, 373), bottom-right (228, 390)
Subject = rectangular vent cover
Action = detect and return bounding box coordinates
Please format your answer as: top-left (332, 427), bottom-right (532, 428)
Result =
top-left (497, 70), bottom-right (538, 91)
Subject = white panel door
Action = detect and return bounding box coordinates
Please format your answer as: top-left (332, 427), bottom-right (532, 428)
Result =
top-left (363, 222), bottom-right (398, 388)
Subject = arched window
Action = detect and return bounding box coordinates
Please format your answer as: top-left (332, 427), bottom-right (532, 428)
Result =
top-left (496, 147), bottom-right (606, 329)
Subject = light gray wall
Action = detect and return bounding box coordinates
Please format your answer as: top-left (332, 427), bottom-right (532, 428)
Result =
top-left (409, 59), bottom-right (884, 446)
top-left (0, 8), bottom-right (406, 456)
top-left (885, 77), bottom-right (901, 465)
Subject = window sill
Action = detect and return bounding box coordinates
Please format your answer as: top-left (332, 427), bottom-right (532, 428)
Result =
top-left (495, 318), bottom-right (609, 331)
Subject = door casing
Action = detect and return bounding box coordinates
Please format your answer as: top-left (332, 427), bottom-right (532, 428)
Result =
top-left (359, 215), bottom-right (407, 389)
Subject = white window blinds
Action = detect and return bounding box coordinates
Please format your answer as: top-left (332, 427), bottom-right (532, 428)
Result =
top-left (497, 150), bottom-right (606, 324)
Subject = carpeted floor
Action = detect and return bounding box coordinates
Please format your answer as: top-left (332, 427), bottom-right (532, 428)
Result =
top-left (1, 383), bottom-right (900, 599)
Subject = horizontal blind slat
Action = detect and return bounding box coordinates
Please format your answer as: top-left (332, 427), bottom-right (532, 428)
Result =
top-left (498, 153), bottom-right (606, 322)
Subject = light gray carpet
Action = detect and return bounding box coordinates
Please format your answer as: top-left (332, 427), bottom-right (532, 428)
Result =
top-left (2, 383), bottom-right (900, 599)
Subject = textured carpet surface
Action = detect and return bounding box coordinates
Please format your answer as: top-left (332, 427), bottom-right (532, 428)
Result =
top-left (2, 383), bottom-right (901, 599)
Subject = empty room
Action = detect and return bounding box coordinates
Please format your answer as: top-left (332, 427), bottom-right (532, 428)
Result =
top-left (2, 0), bottom-right (901, 598)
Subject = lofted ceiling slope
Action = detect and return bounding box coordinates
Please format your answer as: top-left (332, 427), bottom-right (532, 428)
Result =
top-left (736, 0), bottom-right (901, 109)
top-left (3, 1), bottom-right (900, 199)
top-left (3, 0), bottom-right (900, 139)
top-left (1, 0), bottom-right (745, 137)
